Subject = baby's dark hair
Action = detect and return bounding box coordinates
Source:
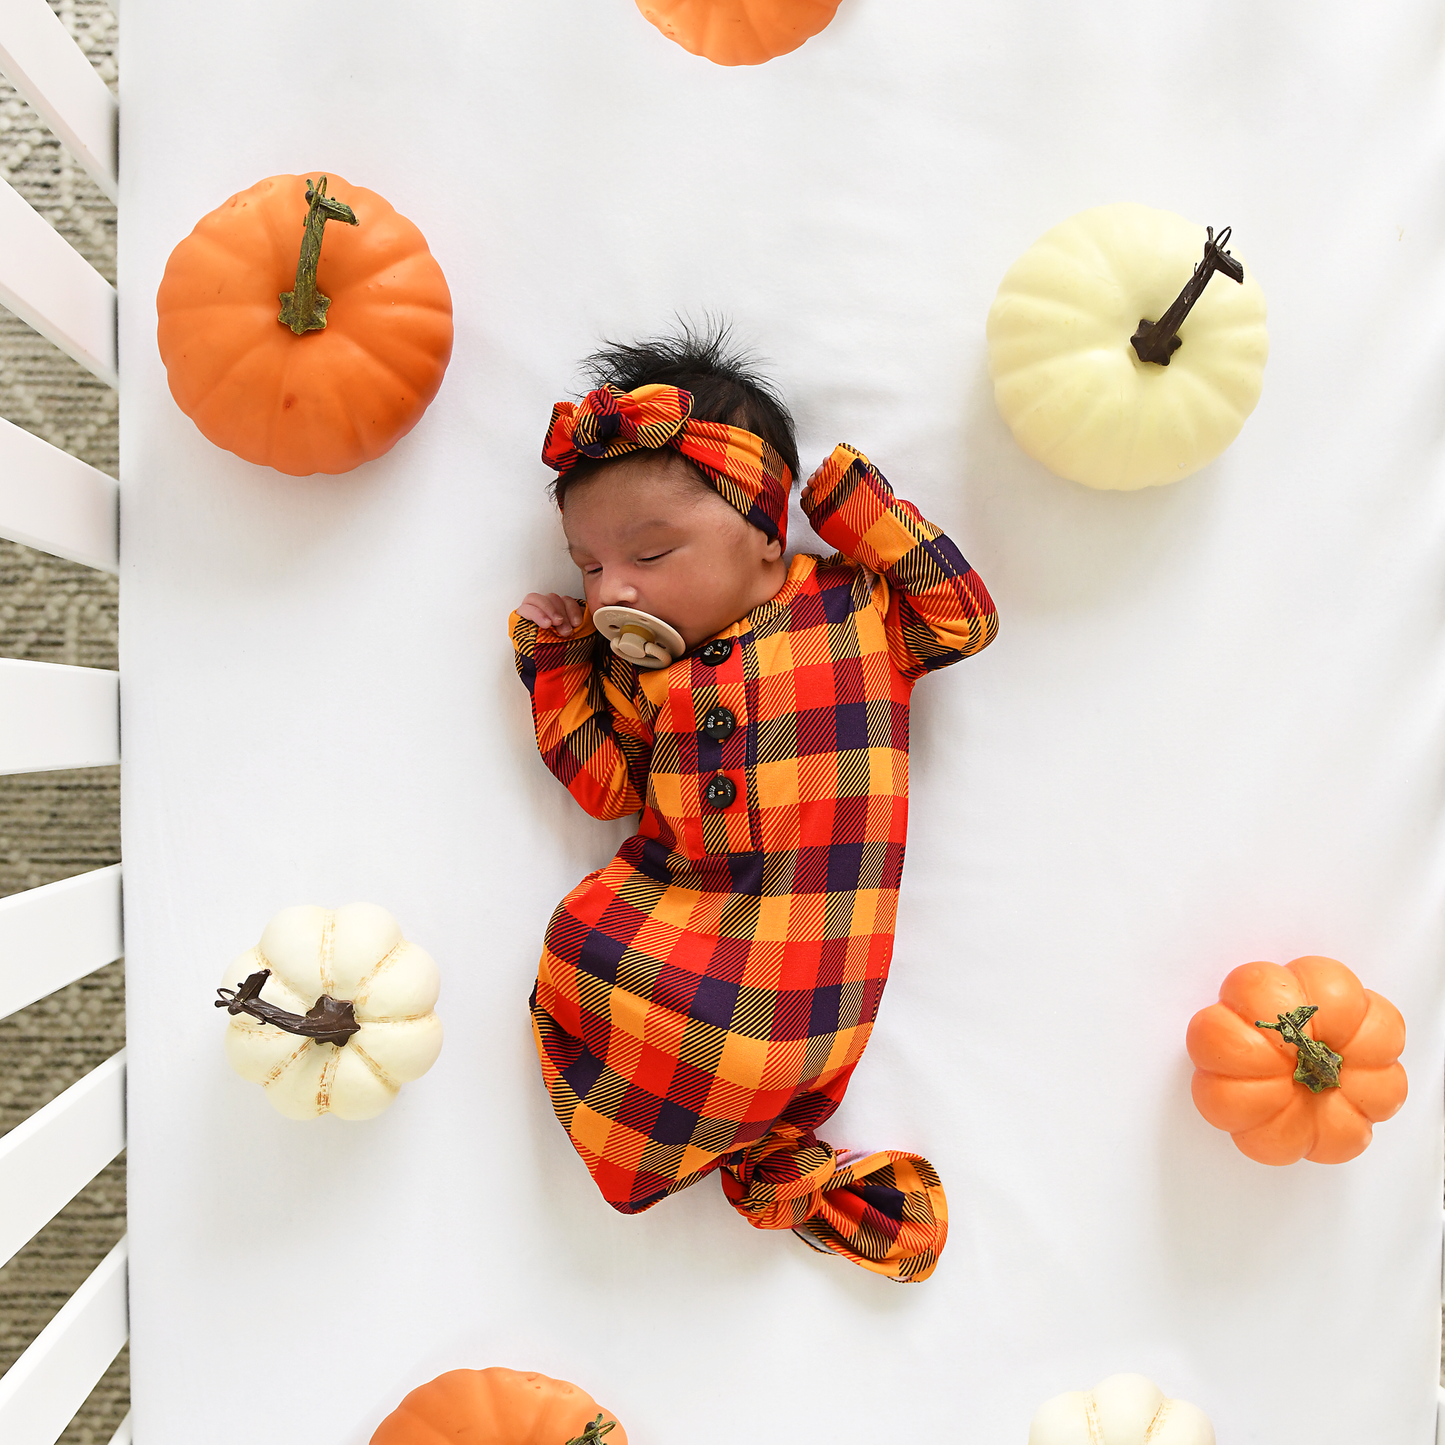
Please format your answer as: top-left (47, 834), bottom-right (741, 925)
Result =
top-left (551, 319), bottom-right (799, 506)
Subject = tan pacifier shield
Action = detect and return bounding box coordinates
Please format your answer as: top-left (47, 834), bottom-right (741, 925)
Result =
top-left (592, 606), bottom-right (686, 669)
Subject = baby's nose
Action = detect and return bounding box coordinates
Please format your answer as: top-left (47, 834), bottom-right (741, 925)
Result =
top-left (597, 577), bottom-right (640, 606)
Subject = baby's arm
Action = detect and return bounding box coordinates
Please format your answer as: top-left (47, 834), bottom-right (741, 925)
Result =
top-left (801, 445), bottom-right (997, 679)
top-left (510, 598), bottom-right (653, 820)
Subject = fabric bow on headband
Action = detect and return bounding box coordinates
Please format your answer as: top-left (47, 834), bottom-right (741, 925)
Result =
top-left (541, 383), bottom-right (792, 546)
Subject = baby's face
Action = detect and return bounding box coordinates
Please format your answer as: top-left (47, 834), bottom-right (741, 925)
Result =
top-left (562, 452), bottom-right (788, 652)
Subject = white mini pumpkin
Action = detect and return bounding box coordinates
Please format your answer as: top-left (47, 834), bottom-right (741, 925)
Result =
top-left (1028, 1374), bottom-right (1215, 1445)
top-left (987, 204), bottom-right (1269, 490)
top-left (216, 903), bottom-right (442, 1120)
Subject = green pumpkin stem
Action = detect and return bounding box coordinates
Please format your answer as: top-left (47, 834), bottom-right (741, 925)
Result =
top-left (278, 175), bottom-right (359, 336)
top-left (214, 968), bottom-right (361, 1048)
top-left (564, 1416), bottom-right (616, 1445)
top-left (1255, 1003), bottom-right (1343, 1094)
top-left (1130, 225), bottom-right (1244, 366)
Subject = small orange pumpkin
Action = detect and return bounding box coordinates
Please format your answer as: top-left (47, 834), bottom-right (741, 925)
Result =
top-left (1186, 955), bottom-right (1406, 1165)
top-left (636, 0), bottom-right (841, 65)
top-left (370, 1368), bottom-right (627, 1445)
top-left (156, 173), bottom-right (453, 476)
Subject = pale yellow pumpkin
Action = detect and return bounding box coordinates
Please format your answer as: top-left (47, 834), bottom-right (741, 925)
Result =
top-left (987, 204), bottom-right (1269, 490)
top-left (1028, 1374), bottom-right (1215, 1445)
top-left (217, 903), bottom-right (442, 1120)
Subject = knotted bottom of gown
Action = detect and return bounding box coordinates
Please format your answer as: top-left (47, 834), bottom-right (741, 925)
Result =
top-left (718, 1122), bottom-right (948, 1282)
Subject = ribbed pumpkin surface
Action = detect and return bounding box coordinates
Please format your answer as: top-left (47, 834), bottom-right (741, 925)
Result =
top-left (156, 172), bottom-right (453, 476)
top-left (987, 204), bottom-right (1268, 490)
top-left (637, 0), bottom-right (840, 65)
top-left (1186, 956), bottom-right (1406, 1165)
top-left (370, 1368), bottom-right (626, 1445)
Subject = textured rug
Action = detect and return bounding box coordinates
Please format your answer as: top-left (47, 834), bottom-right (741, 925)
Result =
top-left (0, 4), bottom-right (127, 1441)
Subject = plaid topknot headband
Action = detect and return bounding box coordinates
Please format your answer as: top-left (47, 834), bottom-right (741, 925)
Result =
top-left (541, 383), bottom-right (792, 546)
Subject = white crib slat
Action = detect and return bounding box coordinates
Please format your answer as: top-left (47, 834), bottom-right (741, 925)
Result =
top-left (0, 658), bottom-right (119, 774)
top-left (0, 0), bottom-right (118, 201)
top-left (0, 175), bottom-right (117, 387)
top-left (106, 1413), bottom-right (132, 1445)
top-left (0, 1236), bottom-right (127, 1445)
top-left (0, 418), bottom-right (118, 572)
top-left (0, 866), bottom-right (123, 1022)
top-left (0, 1050), bottom-right (125, 1270)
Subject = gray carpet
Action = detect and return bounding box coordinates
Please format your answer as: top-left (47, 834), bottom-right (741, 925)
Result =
top-left (0, 5), bottom-right (126, 1441)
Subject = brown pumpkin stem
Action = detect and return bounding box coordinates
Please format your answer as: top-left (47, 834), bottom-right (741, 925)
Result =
top-left (564, 1416), bottom-right (615, 1445)
top-left (214, 967), bottom-right (361, 1047)
top-left (1130, 225), bottom-right (1244, 366)
top-left (1255, 1003), bottom-right (1342, 1094)
top-left (278, 175), bottom-right (359, 336)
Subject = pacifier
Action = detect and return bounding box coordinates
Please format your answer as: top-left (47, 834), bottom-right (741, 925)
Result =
top-left (592, 606), bottom-right (687, 670)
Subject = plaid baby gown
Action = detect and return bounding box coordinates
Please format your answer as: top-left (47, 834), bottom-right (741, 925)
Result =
top-left (510, 445), bottom-right (997, 1281)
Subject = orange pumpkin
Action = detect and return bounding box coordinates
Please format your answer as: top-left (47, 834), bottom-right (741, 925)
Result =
top-left (156, 173), bottom-right (453, 476)
top-left (1186, 955), bottom-right (1406, 1165)
top-left (636, 0), bottom-right (841, 65)
top-left (370, 1368), bottom-right (627, 1445)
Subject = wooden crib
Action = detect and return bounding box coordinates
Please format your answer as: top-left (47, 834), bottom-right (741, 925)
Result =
top-left (0, 2), bottom-right (125, 1443)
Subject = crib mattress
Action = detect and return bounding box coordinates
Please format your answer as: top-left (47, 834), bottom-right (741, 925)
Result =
top-left (118, 1), bottom-right (1444, 1440)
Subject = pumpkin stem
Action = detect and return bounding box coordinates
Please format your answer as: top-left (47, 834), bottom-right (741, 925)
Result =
top-left (214, 967), bottom-right (361, 1047)
top-left (1130, 225), bottom-right (1244, 366)
top-left (278, 175), bottom-right (359, 336)
top-left (1255, 1003), bottom-right (1343, 1093)
top-left (564, 1416), bottom-right (615, 1445)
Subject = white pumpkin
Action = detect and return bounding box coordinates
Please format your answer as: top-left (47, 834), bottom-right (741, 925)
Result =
top-left (217, 903), bottom-right (442, 1120)
top-left (1028, 1374), bottom-right (1215, 1445)
top-left (987, 204), bottom-right (1269, 490)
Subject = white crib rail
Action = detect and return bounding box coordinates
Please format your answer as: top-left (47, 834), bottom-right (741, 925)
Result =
top-left (0, 865), bottom-right (123, 1019)
top-left (0, 9), bottom-right (128, 1441)
top-left (0, 0), bottom-right (116, 201)
top-left (0, 173), bottom-right (117, 387)
top-left (0, 658), bottom-right (120, 773)
top-left (0, 1236), bottom-right (129, 1445)
top-left (0, 871), bottom-right (127, 1444)
top-left (0, 0), bottom-right (118, 387)
top-left (0, 417), bottom-right (119, 573)
top-left (0, 908), bottom-right (127, 1445)
top-left (0, 1049), bottom-right (125, 1270)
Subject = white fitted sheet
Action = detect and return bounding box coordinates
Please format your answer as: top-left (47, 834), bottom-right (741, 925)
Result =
top-left (119, 1), bottom-right (1445, 1440)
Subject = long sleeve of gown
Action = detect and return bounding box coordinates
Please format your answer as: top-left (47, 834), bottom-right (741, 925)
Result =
top-left (510, 609), bottom-right (654, 820)
top-left (800, 443), bottom-right (998, 680)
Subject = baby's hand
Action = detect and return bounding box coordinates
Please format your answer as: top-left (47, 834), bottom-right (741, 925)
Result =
top-left (518, 592), bottom-right (585, 636)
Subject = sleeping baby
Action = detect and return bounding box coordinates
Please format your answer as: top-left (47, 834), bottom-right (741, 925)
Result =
top-left (510, 327), bottom-right (997, 1281)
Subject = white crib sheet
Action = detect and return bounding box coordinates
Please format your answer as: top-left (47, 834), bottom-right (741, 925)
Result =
top-left (119, 1), bottom-right (1445, 1441)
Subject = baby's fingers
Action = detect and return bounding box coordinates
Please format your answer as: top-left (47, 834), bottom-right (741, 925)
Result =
top-left (518, 592), bottom-right (573, 632)
top-left (543, 592), bottom-right (583, 635)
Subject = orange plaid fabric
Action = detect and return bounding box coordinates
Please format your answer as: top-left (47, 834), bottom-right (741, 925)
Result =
top-left (511, 444), bottom-right (997, 1281)
top-left (721, 1125), bottom-right (949, 1272)
top-left (542, 383), bottom-right (792, 544)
